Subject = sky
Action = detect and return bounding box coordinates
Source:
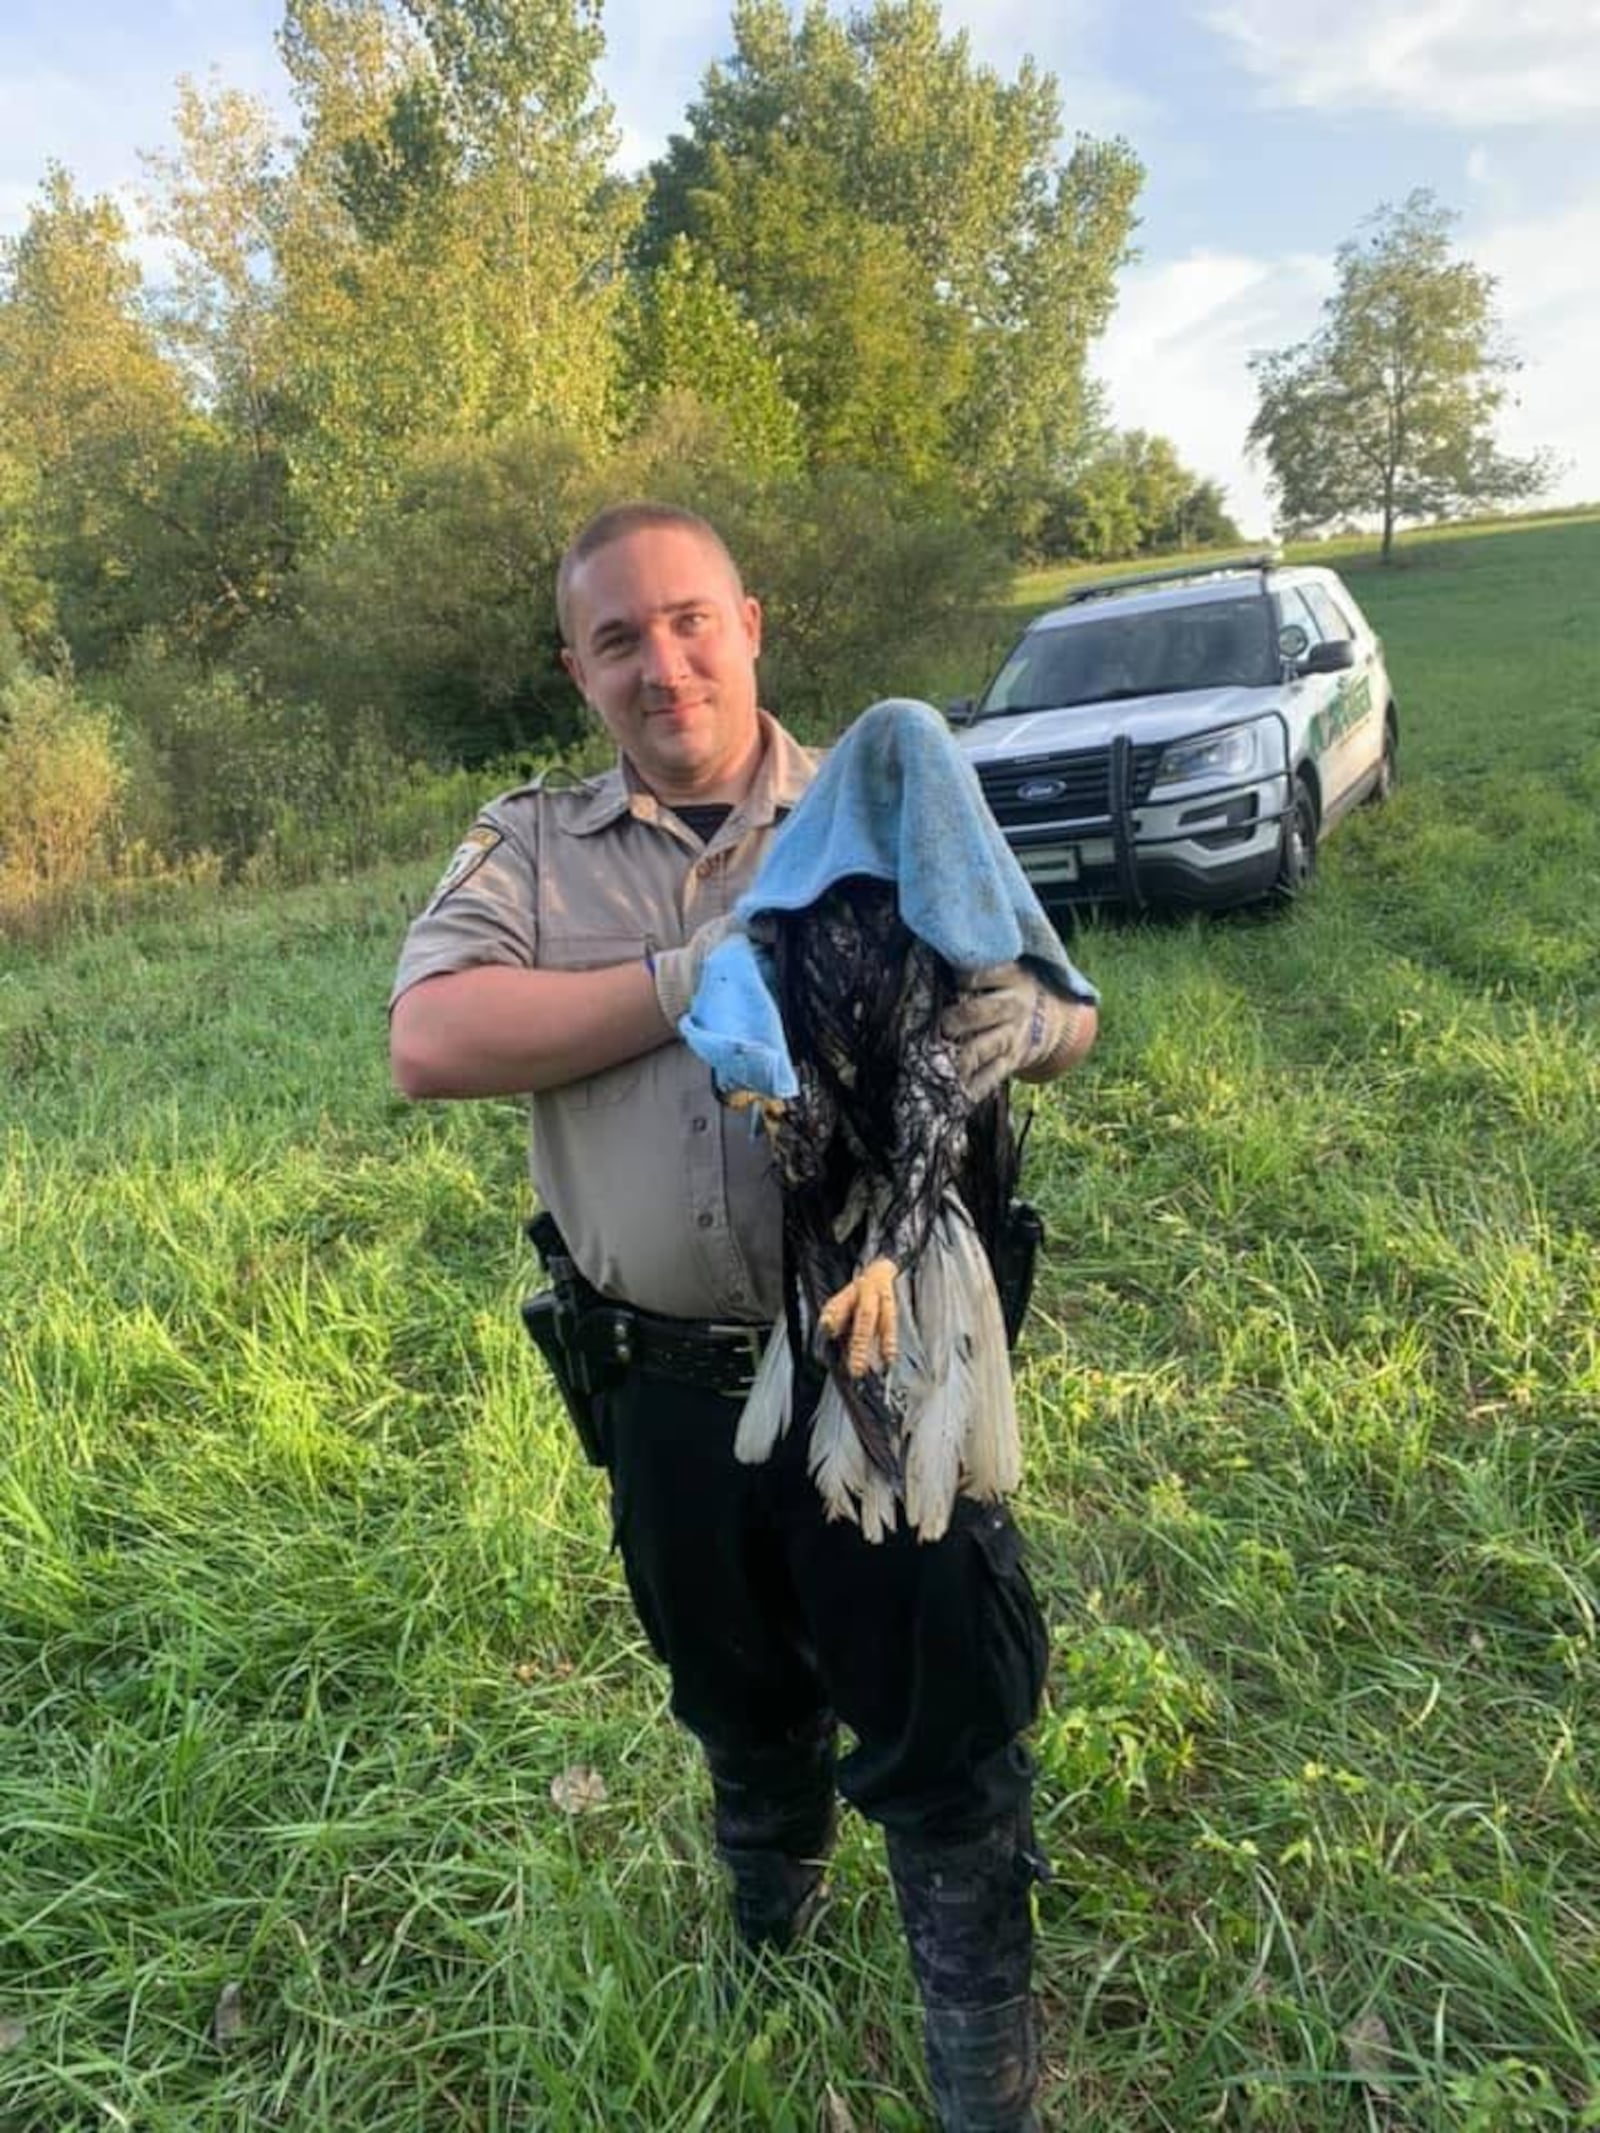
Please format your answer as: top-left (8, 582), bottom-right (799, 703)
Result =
top-left (3, 0), bottom-right (1597, 535)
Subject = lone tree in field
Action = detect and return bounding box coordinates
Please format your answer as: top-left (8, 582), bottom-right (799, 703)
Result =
top-left (1247, 190), bottom-right (1554, 561)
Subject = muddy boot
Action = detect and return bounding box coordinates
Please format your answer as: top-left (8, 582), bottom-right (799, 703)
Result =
top-left (710, 1723), bottom-right (838, 1953)
top-left (886, 1810), bottom-right (1051, 2132)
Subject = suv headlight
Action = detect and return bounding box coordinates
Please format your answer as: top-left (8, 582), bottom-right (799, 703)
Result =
top-left (1151, 723), bottom-right (1264, 788)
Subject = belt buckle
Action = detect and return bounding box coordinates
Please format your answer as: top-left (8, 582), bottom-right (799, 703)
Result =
top-left (704, 1319), bottom-right (766, 1388)
top-left (738, 1324), bottom-right (766, 1381)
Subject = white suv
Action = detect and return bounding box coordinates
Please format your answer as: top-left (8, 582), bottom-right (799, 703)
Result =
top-left (949, 555), bottom-right (1397, 911)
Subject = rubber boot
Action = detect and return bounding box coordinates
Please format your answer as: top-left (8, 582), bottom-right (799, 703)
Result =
top-left (709, 1722), bottom-right (838, 1952)
top-left (886, 1809), bottom-right (1051, 2132)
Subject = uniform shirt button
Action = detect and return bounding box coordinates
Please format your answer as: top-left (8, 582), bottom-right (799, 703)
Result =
top-left (691, 1116), bottom-right (709, 1133)
top-left (696, 1211), bottom-right (715, 1229)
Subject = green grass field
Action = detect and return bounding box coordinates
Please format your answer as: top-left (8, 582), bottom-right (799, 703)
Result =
top-left (4, 518), bottom-right (1599, 2130)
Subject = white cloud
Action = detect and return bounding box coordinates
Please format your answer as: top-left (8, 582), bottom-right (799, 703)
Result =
top-left (0, 67), bottom-right (100, 213)
top-left (0, 47), bottom-right (294, 242)
top-left (1204, 0), bottom-right (1600, 125)
top-left (1095, 249), bottom-right (1335, 534)
top-left (1095, 199), bottom-right (1600, 530)
top-left (1473, 197), bottom-right (1600, 318)
top-left (1470, 198), bottom-right (1600, 495)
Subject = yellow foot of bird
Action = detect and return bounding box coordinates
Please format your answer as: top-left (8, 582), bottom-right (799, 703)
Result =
top-left (724, 1089), bottom-right (788, 1129)
top-left (819, 1256), bottom-right (900, 1377)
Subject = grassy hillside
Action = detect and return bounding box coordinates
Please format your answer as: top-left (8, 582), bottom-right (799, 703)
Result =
top-left (3, 519), bottom-right (1598, 2129)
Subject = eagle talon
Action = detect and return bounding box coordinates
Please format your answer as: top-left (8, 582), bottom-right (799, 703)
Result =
top-left (818, 1256), bottom-right (899, 1377)
top-left (724, 1089), bottom-right (788, 1129)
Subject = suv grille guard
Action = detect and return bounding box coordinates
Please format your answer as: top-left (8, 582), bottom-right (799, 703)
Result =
top-left (975, 710), bottom-right (1292, 910)
top-left (1108, 735), bottom-right (1143, 909)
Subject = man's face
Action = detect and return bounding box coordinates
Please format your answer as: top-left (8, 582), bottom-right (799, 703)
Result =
top-left (560, 524), bottom-right (764, 802)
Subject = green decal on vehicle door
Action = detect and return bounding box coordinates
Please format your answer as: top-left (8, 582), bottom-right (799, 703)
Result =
top-left (1313, 673), bottom-right (1372, 758)
top-left (1337, 673), bottom-right (1372, 738)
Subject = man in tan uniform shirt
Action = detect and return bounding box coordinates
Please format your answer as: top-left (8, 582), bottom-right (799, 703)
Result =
top-left (391, 503), bottom-right (1097, 2132)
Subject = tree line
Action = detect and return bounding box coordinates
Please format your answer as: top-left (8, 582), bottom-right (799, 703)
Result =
top-left (0, 0), bottom-right (1208, 681)
top-left (0, 0), bottom-right (1551, 922)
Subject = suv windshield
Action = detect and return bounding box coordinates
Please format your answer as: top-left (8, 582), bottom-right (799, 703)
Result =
top-left (980, 594), bottom-right (1277, 715)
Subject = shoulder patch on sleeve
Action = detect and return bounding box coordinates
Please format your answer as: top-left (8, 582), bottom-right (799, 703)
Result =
top-left (426, 824), bottom-right (504, 912)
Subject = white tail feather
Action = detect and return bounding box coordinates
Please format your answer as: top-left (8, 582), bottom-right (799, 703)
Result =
top-left (858, 1465), bottom-right (898, 1544)
top-left (807, 1379), bottom-right (868, 1523)
top-left (895, 1198), bottom-right (1023, 1536)
top-left (733, 1322), bottom-right (793, 1465)
top-left (891, 1265), bottom-right (932, 1398)
top-left (802, 1194), bottom-right (1023, 1538)
top-left (903, 1367), bottom-right (965, 1540)
top-left (945, 1204), bottom-right (1021, 1499)
top-left (901, 1206), bottom-right (972, 1539)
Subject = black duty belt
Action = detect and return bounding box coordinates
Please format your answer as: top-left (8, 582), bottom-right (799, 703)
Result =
top-left (575, 1304), bottom-right (767, 1397)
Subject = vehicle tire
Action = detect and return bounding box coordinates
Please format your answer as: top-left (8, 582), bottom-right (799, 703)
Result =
top-left (1274, 775), bottom-right (1317, 900)
top-left (1367, 712), bottom-right (1398, 805)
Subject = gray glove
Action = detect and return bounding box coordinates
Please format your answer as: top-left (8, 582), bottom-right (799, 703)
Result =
top-left (651, 912), bottom-right (743, 1027)
top-left (942, 962), bottom-right (1096, 1103)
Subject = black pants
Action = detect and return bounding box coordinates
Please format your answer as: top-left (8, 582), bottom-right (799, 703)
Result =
top-left (596, 1366), bottom-right (1049, 1842)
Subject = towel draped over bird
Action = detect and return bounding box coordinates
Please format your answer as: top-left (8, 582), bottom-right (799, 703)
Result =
top-left (681, 698), bottom-right (1096, 1539)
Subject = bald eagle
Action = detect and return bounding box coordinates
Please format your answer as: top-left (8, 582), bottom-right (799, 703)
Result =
top-left (729, 878), bottom-right (1024, 1541)
top-left (681, 696), bottom-right (1085, 1541)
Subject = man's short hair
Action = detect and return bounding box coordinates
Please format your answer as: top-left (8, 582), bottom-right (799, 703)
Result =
top-left (556, 501), bottom-right (744, 645)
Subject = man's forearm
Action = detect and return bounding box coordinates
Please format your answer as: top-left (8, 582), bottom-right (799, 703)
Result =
top-left (390, 962), bottom-right (671, 1099)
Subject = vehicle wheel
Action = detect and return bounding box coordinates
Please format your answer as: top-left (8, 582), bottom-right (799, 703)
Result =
top-left (1274, 776), bottom-right (1317, 899)
top-left (1367, 712), bottom-right (1398, 805)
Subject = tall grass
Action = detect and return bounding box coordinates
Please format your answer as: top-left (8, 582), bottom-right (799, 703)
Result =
top-left (3, 518), bottom-right (1598, 2128)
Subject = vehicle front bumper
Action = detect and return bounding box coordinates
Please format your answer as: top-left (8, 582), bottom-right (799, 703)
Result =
top-left (993, 744), bottom-right (1291, 912)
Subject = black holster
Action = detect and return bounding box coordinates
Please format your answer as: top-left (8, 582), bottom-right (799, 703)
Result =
top-left (996, 1199), bottom-right (1044, 1351)
top-left (520, 1211), bottom-right (621, 1466)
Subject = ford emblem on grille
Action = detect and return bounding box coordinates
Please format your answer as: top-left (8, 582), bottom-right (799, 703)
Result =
top-left (1017, 777), bottom-right (1066, 801)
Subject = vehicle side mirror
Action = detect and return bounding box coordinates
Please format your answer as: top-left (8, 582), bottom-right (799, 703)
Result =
top-left (945, 696), bottom-right (977, 727)
top-left (1300, 638), bottom-right (1357, 675)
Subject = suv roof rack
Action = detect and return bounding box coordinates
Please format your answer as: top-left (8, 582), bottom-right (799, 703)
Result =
top-left (1060, 552), bottom-right (1280, 607)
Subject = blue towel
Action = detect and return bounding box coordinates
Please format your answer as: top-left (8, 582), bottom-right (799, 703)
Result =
top-left (681, 699), bottom-right (1097, 1099)
top-left (679, 933), bottom-right (801, 1101)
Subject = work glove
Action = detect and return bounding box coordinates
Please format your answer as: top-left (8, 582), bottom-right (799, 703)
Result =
top-left (942, 962), bottom-right (1096, 1104)
top-left (650, 911), bottom-right (744, 1028)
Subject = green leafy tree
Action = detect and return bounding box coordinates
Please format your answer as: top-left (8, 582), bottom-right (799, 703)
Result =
top-left (1048, 451), bottom-right (1140, 563)
top-left (619, 234), bottom-right (803, 474)
top-left (244, 424), bottom-right (594, 765)
top-left (0, 170), bottom-right (182, 481)
top-left (1248, 189), bottom-right (1555, 561)
top-left (0, 444), bottom-right (55, 648)
top-left (693, 137), bottom-right (969, 480)
top-left (1042, 431), bottom-right (1243, 561)
top-left (1165, 476), bottom-right (1242, 551)
top-left (640, 0), bottom-right (1141, 542)
top-left (274, 0), bottom-right (635, 537)
top-left (604, 398), bottom-right (1012, 737)
top-left (140, 78), bottom-right (300, 632)
top-left (0, 167), bottom-right (243, 661)
top-left (142, 80), bottom-right (287, 443)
